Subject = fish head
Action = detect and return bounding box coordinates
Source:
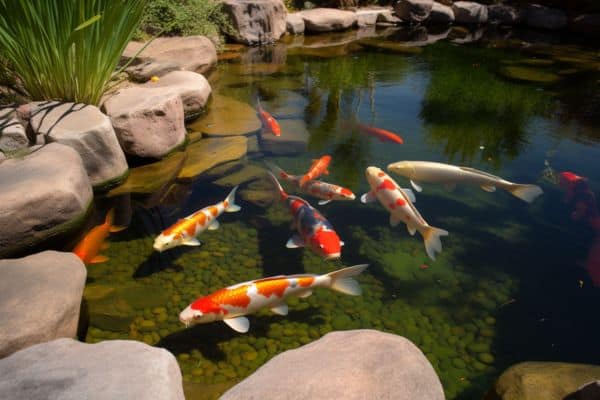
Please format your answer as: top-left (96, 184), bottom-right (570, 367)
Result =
top-left (340, 187), bottom-right (355, 200)
top-left (179, 303), bottom-right (219, 328)
top-left (365, 166), bottom-right (387, 187)
top-left (153, 233), bottom-right (182, 252)
top-left (387, 161), bottom-right (414, 178)
top-left (321, 155), bottom-right (332, 164)
top-left (310, 226), bottom-right (341, 260)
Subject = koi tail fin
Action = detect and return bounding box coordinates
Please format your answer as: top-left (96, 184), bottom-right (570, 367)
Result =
top-left (224, 185), bottom-right (241, 212)
top-left (507, 184), bottom-right (543, 203)
top-left (105, 209), bottom-right (126, 233)
top-left (422, 226), bottom-right (449, 261)
top-left (267, 171), bottom-right (288, 201)
top-left (325, 264), bottom-right (368, 296)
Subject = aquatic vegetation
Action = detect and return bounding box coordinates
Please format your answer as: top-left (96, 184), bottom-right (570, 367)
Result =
top-left (500, 66), bottom-right (561, 84)
top-left (0, 0), bottom-right (147, 105)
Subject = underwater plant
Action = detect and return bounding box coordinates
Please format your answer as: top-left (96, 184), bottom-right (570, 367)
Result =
top-left (0, 0), bottom-right (147, 105)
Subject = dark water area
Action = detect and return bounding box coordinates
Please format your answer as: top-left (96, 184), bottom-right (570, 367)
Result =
top-left (79, 26), bottom-right (599, 399)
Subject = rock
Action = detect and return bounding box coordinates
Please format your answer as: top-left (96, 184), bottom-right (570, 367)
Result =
top-left (0, 144), bottom-right (92, 257)
top-left (429, 2), bottom-right (455, 24)
top-left (452, 1), bottom-right (487, 24)
top-left (27, 102), bottom-right (128, 190)
top-left (570, 14), bottom-right (600, 36)
top-left (525, 4), bottom-right (567, 30)
top-left (188, 95), bottom-right (261, 137)
top-left (122, 36), bottom-right (217, 82)
top-left (300, 8), bottom-right (357, 33)
top-left (0, 338), bottom-right (184, 399)
top-left (103, 88), bottom-right (186, 159)
top-left (221, 330), bottom-right (444, 400)
top-left (260, 119), bottom-right (309, 155)
top-left (287, 13), bottom-right (305, 34)
top-left (144, 71), bottom-right (211, 119)
top-left (565, 381), bottom-right (600, 400)
top-left (0, 251), bottom-right (86, 359)
top-left (355, 10), bottom-right (380, 27)
top-left (500, 65), bottom-right (560, 84)
top-left (177, 136), bottom-right (248, 181)
top-left (377, 9), bottom-right (402, 24)
top-left (490, 362), bottom-right (600, 400)
top-left (394, 0), bottom-right (434, 23)
top-left (488, 4), bottom-right (523, 25)
top-left (222, 0), bottom-right (287, 45)
top-left (0, 107), bottom-right (28, 154)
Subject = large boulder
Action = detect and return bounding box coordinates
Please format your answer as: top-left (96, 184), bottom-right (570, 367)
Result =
top-left (222, 0), bottom-right (287, 45)
top-left (27, 102), bottom-right (128, 190)
top-left (489, 362), bottom-right (600, 400)
top-left (525, 4), bottom-right (567, 30)
top-left (221, 330), bottom-right (445, 400)
top-left (394, 0), bottom-right (434, 23)
top-left (103, 88), bottom-right (186, 159)
top-left (0, 252), bottom-right (85, 359)
top-left (0, 338), bottom-right (184, 400)
top-left (300, 8), bottom-right (357, 33)
top-left (0, 143), bottom-right (92, 257)
top-left (0, 107), bottom-right (28, 154)
top-left (144, 71), bottom-right (212, 120)
top-left (429, 2), bottom-right (455, 24)
top-left (287, 12), bottom-right (305, 34)
top-left (122, 36), bottom-right (217, 82)
top-left (488, 4), bottom-right (524, 24)
top-left (452, 1), bottom-right (488, 24)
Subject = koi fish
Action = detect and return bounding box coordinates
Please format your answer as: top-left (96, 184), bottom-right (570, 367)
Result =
top-left (179, 264), bottom-right (368, 332)
top-left (356, 123), bottom-right (403, 144)
top-left (73, 209), bottom-right (124, 264)
top-left (265, 161), bottom-right (355, 205)
top-left (257, 98), bottom-right (281, 137)
top-left (387, 160), bottom-right (543, 203)
top-left (362, 166), bottom-right (448, 260)
top-left (153, 186), bottom-right (241, 252)
top-left (269, 172), bottom-right (343, 260)
top-left (559, 171), bottom-right (588, 203)
top-left (299, 155), bottom-right (331, 187)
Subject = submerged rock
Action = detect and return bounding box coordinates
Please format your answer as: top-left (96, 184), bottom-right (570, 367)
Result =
top-left (259, 118), bottom-right (309, 155)
top-left (0, 143), bottom-right (92, 257)
top-left (0, 338), bottom-right (184, 399)
top-left (222, 0), bottom-right (287, 45)
top-left (500, 65), bottom-right (560, 84)
top-left (394, 0), bottom-right (434, 23)
top-left (300, 8), bottom-right (357, 33)
top-left (525, 4), bottom-right (567, 30)
top-left (0, 251), bottom-right (86, 359)
top-left (221, 330), bottom-right (444, 400)
top-left (189, 95), bottom-right (261, 137)
top-left (177, 136), bottom-right (248, 181)
top-left (28, 101), bottom-right (128, 190)
top-left (452, 1), bottom-right (488, 24)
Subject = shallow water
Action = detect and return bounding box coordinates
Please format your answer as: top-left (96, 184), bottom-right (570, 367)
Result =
top-left (82, 27), bottom-right (599, 399)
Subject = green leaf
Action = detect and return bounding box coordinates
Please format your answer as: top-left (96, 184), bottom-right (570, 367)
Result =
top-left (74, 14), bottom-right (102, 32)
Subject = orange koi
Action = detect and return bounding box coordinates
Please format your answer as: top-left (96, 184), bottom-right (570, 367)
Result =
top-left (356, 123), bottom-right (403, 144)
top-left (73, 209), bottom-right (124, 264)
top-left (257, 99), bottom-right (281, 137)
top-left (299, 155), bottom-right (331, 187)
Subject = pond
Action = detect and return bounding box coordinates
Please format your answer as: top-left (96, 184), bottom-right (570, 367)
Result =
top-left (79, 26), bottom-right (600, 399)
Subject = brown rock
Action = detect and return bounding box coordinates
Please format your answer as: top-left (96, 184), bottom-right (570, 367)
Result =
top-left (222, 0), bottom-right (287, 45)
top-left (177, 136), bottom-right (248, 181)
top-left (394, 0), bottom-right (434, 23)
top-left (300, 8), bottom-right (357, 33)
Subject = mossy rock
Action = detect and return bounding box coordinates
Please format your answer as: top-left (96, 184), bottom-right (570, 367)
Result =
top-left (500, 66), bottom-right (560, 84)
top-left (87, 296), bottom-right (136, 332)
top-left (177, 137), bottom-right (248, 181)
top-left (188, 94), bottom-right (261, 137)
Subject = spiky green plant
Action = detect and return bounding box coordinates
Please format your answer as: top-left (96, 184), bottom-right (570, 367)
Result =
top-left (0, 0), bottom-right (148, 105)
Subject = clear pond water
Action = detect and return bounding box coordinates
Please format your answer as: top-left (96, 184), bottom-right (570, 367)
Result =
top-left (80, 27), bottom-right (599, 399)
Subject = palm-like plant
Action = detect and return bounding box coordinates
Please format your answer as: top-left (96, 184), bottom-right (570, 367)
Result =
top-left (0, 0), bottom-right (148, 105)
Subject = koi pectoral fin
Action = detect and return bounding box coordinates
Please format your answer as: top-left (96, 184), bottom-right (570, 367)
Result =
top-left (286, 235), bottom-right (305, 248)
top-left (318, 200), bottom-right (332, 205)
top-left (208, 220), bottom-right (220, 230)
top-left (360, 191), bottom-right (376, 204)
top-left (183, 238), bottom-right (201, 246)
top-left (298, 290), bottom-right (313, 298)
top-left (410, 180), bottom-right (423, 192)
top-left (401, 188), bottom-right (416, 203)
top-left (270, 303), bottom-right (289, 316)
top-left (481, 185), bottom-right (496, 193)
top-left (390, 214), bottom-right (402, 227)
top-left (223, 316), bottom-right (250, 333)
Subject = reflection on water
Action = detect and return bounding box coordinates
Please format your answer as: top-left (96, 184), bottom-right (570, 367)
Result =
top-left (79, 27), bottom-right (600, 399)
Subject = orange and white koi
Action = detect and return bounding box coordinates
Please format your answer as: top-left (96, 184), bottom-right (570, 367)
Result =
top-left (299, 155), bottom-right (331, 187)
top-left (265, 161), bottom-right (355, 205)
top-left (362, 166), bottom-right (448, 260)
top-left (257, 98), bottom-right (281, 137)
top-left (269, 172), bottom-right (344, 260)
top-left (356, 123), bottom-right (404, 144)
top-left (153, 186), bottom-right (241, 252)
top-left (179, 264), bottom-right (368, 332)
top-left (73, 209), bottom-right (124, 265)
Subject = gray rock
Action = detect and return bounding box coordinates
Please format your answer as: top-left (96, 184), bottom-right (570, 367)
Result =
top-left (452, 1), bottom-right (487, 24)
top-left (394, 0), bottom-right (434, 23)
top-left (222, 0), bottom-right (287, 45)
top-left (221, 330), bottom-right (444, 400)
top-left (0, 338), bottom-right (184, 400)
top-left (0, 143), bottom-right (92, 257)
top-left (300, 8), bottom-right (357, 33)
top-left (103, 88), bottom-right (186, 159)
top-left (0, 107), bottom-right (28, 154)
top-left (429, 2), bottom-right (455, 23)
top-left (144, 71), bottom-right (212, 120)
top-left (260, 118), bottom-right (308, 155)
top-left (377, 9), bottom-right (402, 24)
top-left (566, 381), bottom-right (600, 400)
top-left (286, 13), bottom-right (305, 34)
top-left (569, 14), bottom-right (600, 36)
top-left (0, 251), bottom-right (86, 359)
top-left (355, 10), bottom-right (380, 27)
top-left (525, 4), bottom-right (567, 30)
top-left (27, 102), bottom-right (128, 190)
top-left (488, 4), bottom-right (524, 24)
top-left (122, 36), bottom-right (217, 82)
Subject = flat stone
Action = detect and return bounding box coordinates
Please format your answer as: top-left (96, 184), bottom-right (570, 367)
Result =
top-left (429, 2), bottom-right (455, 24)
top-left (525, 4), bottom-right (567, 30)
top-left (103, 88), bottom-right (186, 159)
top-left (287, 13), bottom-right (305, 34)
top-left (144, 71), bottom-right (212, 119)
top-left (221, 330), bottom-right (444, 400)
top-left (452, 1), bottom-right (487, 24)
top-left (188, 94), bottom-right (261, 137)
top-left (0, 143), bottom-right (92, 257)
top-left (212, 163), bottom-right (269, 188)
top-left (0, 251), bottom-right (86, 359)
top-left (0, 338), bottom-right (184, 400)
top-left (260, 118), bottom-right (309, 155)
top-left (122, 36), bottom-right (217, 82)
top-left (394, 0), bottom-right (434, 23)
top-left (177, 136), bottom-right (248, 181)
top-left (300, 8), bottom-right (357, 33)
top-left (28, 102), bottom-right (128, 190)
top-left (222, 0), bottom-right (287, 45)
top-left (0, 108), bottom-right (28, 154)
